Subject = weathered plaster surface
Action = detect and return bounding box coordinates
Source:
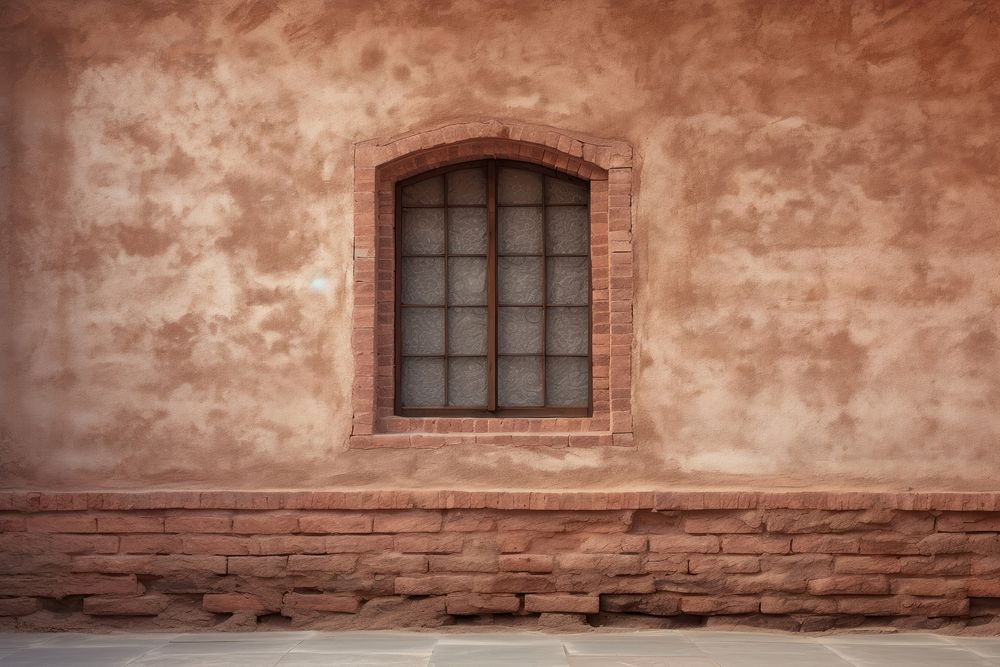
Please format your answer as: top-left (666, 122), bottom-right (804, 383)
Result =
top-left (0, 0), bottom-right (998, 491)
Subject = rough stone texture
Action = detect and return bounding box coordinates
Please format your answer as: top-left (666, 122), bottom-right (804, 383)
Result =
top-left (0, 0), bottom-right (997, 493)
top-left (0, 504), bottom-right (996, 631)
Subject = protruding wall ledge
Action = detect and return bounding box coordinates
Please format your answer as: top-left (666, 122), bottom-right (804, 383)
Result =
top-left (3, 490), bottom-right (1000, 512)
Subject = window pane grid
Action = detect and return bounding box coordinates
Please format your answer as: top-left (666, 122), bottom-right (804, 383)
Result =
top-left (397, 160), bottom-right (590, 415)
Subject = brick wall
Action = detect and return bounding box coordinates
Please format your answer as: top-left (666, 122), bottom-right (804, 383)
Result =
top-left (1, 491), bottom-right (998, 632)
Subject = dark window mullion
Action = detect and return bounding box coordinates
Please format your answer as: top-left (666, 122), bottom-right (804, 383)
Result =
top-left (487, 160), bottom-right (497, 411)
top-left (443, 173), bottom-right (450, 407)
top-left (541, 193), bottom-right (548, 408)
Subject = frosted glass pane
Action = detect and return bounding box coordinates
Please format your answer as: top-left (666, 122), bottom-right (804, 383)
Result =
top-left (546, 176), bottom-right (588, 205)
top-left (498, 167), bottom-right (543, 205)
top-left (401, 308), bottom-right (444, 355)
top-left (401, 357), bottom-right (445, 406)
top-left (447, 168), bottom-right (487, 205)
top-left (448, 307), bottom-right (487, 355)
top-left (546, 357), bottom-right (589, 406)
top-left (449, 208), bottom-right (487, 254)
top-left (448, 357), bottom-right (487, 406)
top-left (401, 257), bottom-right (445, 305)
top-left (499, 257), bottom-right (543, 305)
top-left (401, 176), bottom-right (444, 206)
top-left (547, 256), bottom-right (588, 305)
top-left (498, 207), bottom-right (543, 255)
top-left (448, 257), bottom-right (486, 305)
top-left (401, 208), bottom-right (445, 255)
top-left (546, 206), bottom-right (589, 255)
top-left (499, 307), bottom-right (544, 354)
top-left (498, 356), bottom-right (543, 407)
top-left (547, 307), bottom-right (589, 356)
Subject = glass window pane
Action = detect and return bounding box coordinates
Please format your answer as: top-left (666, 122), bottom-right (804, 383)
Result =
top-left (546, 357), bottom-right (589, 406)
top-left (499, 307), bottom-right (544, 355)
top-left (547, 256), bottom-right (588, 305)
top-left (547, 307), bottom-right (589, 356)
top-left (401, 357), bottom-right (445, 406)
top-left (448, 307), bottom-right (487, 355)
top-left (401, 208), bottom-right (445, 255)
top-left (546, 206), bottom-right (589, 255)
top-left (498, 356), bottom-right (543, 407)
top-left (447, 168), bottom-right (487, 205)
top-left (449, 208), bottom-right (487, 254)
top-left (546, 176), bottom-right (588, 205)
top-left (498, 207), bottom-right (543, 255)
top-left (401, 175), bottom-right (444, 206)
top-left (448, 357), bottom-right (487, 406)
top-left (498, 167), bottom-right (543, 205)
top-left (499, 256), bottom-right (543, 305)
top-left (448, 257), bottom-right (486, 306)
top-left (401, 308), bottom-right (444, 355)
top-left (401, 257), bottom-right (445, 305)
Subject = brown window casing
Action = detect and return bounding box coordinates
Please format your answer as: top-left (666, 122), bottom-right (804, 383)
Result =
top-left (349, 122), bottom-right (635, 448)
top-left (394, 160), bottom-right (592, 418)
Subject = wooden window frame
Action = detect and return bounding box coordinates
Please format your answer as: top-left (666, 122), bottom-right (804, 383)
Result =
top-left (349, 122), bottom-right (635, 448)
top-left (394, 159), bottom-right (592, 418)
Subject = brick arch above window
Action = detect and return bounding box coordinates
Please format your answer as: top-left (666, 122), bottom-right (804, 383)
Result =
top-left (350, 121), bottom-right (635, 448)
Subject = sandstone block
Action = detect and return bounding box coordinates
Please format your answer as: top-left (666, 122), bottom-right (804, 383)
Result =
top-left (374, 511), bottom-right (443, 533)
top-left (282, 593), bottom-right (360, 613)
top-left (299, 513), bottom-right (373, 534)
top-left (808, 575), bottom-right (889, 595)
top-left (474, 573), bottom-right (555, 593)
top-left (394, 575), bottom-right (477, 595)
top-left (227, 556), bottom-right (287, 578)
top-left (648, 534), bottom-right (720, 554)
top-left (499, 554), bottom-right (554, 573)
top-left (445, 593), bottom-right (520, 614)
top-left (689, 555), bottom-right (760, 574)
top-left (395, 535), bottom-right (463, 554)
top-left (721, 535), bottom-right (790, 554)
top-left (0, 597), bottom-right (41, 616)
top-left (96, 516), bottom-right (164, 533)
top-left (557, 553), bottom-right (643, 575)
top-left (232, 514), bottom-right (299, 535)
top-left (680, 596), bottom-right (759, 614)
top-left (287, 555), bottom-right (358, 573)
top-left (164, 515), bottom-right (232, 534)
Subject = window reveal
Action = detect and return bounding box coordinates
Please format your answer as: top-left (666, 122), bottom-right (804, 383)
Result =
top-left (395, 160), bottom-right (591, 416)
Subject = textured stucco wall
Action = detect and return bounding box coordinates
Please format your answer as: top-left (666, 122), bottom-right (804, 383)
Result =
top-left (1, 0), bottom-right (998, 491)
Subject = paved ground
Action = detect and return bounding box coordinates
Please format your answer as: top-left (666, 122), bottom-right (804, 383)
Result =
top-left (0, 629), bottom-right (999, 666)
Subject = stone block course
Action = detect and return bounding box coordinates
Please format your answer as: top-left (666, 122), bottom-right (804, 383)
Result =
top-left (0, 498), bottom-right (998, 631)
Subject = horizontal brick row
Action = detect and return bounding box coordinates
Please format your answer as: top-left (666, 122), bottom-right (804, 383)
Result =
top-left (0, 506), bottom-right (997, 632)
top-left (3, 490), bottom-right (1000, 512)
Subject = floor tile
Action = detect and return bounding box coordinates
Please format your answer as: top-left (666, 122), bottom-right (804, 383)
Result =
top-left (125, 651), bottom-right (284, 667)
top-left (429, 642), bottom-right (568, 666)
top-left (563, 634), bottom-right (707, 657)
top-left (0, 645), bottom-right (155, 666)
top-left (569, 658), bottom-right (720, 666)
top-left (955, 639), bottom-right (1000, 657)
top-left (293, 633), bottom-right (438, 655)
top-left (278, 654), bottom-right (430, 666)
top-left (817, 632), bottom-right (956, 645)
top-left (171, 631), bottom-right (314, 643)
top-left (824, 644), bottom-right (994, 667)
top-left (684, 631), bottom-right (816, 644)
top-left (137, 640), bottom-right (300, 655)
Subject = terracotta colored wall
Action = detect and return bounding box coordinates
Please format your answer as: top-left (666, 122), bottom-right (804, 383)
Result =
top-left (1, 0), bottom-right (998, 491)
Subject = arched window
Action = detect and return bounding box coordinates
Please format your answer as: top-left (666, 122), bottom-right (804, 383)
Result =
top-left (395, 160), bottom-right (591, 416)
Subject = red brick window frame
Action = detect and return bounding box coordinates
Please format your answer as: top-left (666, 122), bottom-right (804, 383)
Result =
top-left (350, 121), bottom-right (635, 448)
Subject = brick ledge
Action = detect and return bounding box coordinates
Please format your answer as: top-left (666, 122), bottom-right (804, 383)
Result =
top-left (2, 490), bottom-right (1000, 512)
